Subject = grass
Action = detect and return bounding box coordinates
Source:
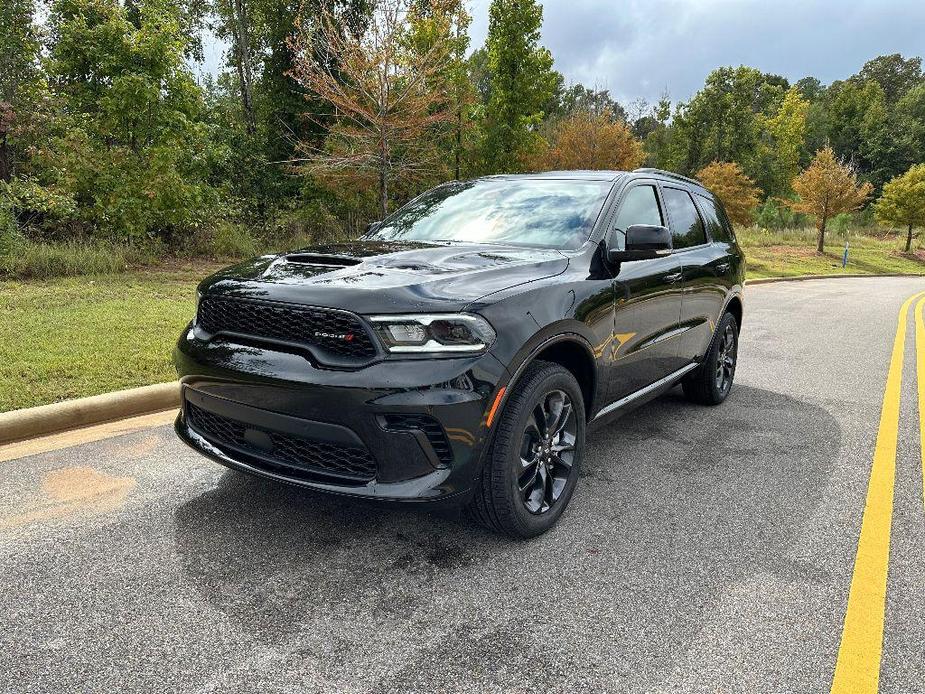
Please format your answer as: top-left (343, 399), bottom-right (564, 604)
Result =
top-left (738, 227), bottom-right (925, 279)
top-left (0, 262), bottom-right (223, 412)
top-left (3, 227), bottom-right (925, 413)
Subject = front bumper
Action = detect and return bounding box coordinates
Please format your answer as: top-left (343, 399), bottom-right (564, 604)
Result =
top-left (173, 323), bottom-right (509, 504)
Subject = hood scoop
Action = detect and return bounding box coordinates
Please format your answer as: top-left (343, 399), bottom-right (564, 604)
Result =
top-left (284, 253), bottom-right (363, 268)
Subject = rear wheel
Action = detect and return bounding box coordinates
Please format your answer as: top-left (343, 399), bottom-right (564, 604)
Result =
top-left (468, 361), bottom-right (585, 539)
top-left (682, 312), bottom-right (738, 405)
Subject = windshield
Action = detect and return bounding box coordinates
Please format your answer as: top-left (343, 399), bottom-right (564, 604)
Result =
top-left (368, 178), bottom-right (613, 249)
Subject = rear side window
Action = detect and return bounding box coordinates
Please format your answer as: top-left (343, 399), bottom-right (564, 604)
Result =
top-left (610, 185), bottom-right (663, 250)
top-left (662, 188), bottom-right (707, 249)
top-left (697, 194), bottom-right (734, 243)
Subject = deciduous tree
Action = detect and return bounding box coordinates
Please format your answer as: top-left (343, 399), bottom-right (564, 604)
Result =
top-left (788, 147), bottom-right (873, 253)
top-left (695, 161), bottom-right (760, 226)
top-left (480, 0), bottom-right (557, 173)
top-left (875, 164), bottom-right (925, 252)
top-left (0, 0), bottom-right (41, 181)
top-left (528, 110), bottom-right (644, 173)
top-left (289, 0), bottom-right (458, 217)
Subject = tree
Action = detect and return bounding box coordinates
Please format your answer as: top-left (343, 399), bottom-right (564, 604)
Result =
top-left (854, 54), bottom-right (923, 103)
top-left (875, 164), bottom-right (925, 252)
top-left (557, 84), bottom-right (627, 122)
top-left (695, 162), bottom-right (760, 226)
top-left (289, 0), bottom-right (458, 217)
top-left (20, 0), bottom-right (219, 241)
top-left (480, 0), bottom-right (557, 173)
top-left (0, 0), bottom-right (41, 181)
top-left (756, 86), bottom-right (809, 196)
top-left (789, 147), bottom-right (873, 253)
top-left (528, 110), bottom-right (644, 172)
top-left (671, 66), bottom-right (786, 177)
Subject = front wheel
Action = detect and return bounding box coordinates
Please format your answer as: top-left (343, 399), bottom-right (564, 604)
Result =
top-left (468, 360), bottom-right (585, 539)
top-left (682, 312), bottom-right (739, 405)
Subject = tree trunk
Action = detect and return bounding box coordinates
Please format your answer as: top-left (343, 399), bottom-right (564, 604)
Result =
top-left (906, 224), bottom-right (914, 253)
top-left (816, 215), bottom-right (827, 254)
top-left (230, 0), bottom-right (256, 136)
top-left (0, 132), bottom-right (10, 183)
top-left (379, 166), bottom-right (388, 219)
top-left (455, 108), bottom-right (462, 180)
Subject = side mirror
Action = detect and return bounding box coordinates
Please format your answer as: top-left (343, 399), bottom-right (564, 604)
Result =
top-left (607, 224), bottom-right (672, 263)
top-left (365, 220), bottom-right (381, 235)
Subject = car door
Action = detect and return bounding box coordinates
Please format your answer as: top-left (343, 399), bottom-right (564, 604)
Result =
top-left (605, 180), bottom-right (686, 402)
top-left (661, 186), bottom-right (728, 363)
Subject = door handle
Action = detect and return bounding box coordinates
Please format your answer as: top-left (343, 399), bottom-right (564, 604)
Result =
top-left (715, 262), bottom-right (730, 273)
top-left (663, 272), bottom-right (683, 284)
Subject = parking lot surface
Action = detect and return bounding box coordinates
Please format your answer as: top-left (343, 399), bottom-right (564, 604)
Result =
top-left (2, 277), bottom-right (925, 693)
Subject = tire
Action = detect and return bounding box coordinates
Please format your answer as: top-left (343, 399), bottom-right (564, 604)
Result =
top-left (682, 311), bottom-right (739, 406)
top-left (467, 360), bottom-right (585, 539)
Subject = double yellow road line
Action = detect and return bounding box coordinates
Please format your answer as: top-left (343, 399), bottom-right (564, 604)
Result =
top-left (830, 291), bottom-right (925, 693)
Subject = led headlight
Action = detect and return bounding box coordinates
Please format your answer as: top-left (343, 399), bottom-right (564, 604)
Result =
top-left (368, 314), bottom-right (496, 353)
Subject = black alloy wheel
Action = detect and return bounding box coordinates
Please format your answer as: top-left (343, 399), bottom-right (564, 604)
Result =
top-left (682, 311), bottom-right (739, 406)
top-left (518, 390), bottom-right (577, 514)
top-left (714, 322), bottom-right (737, 396)
top-left (468, 360), bottom-right (586, 539)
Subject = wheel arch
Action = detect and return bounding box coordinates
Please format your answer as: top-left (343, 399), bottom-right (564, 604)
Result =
top-left (725, 294), bottom-right (743, 330)
top-left (502, 333), bottom-right (598, 422)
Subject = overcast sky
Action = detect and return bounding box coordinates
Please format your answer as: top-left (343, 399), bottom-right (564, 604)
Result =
top-left (465, 0), bottom-right (925, 105)
top-left (199, 0), bottom-right (924, 106)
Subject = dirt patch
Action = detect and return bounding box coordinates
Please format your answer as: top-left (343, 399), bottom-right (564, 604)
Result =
top-left (0, 466), bottom-right (136, 530)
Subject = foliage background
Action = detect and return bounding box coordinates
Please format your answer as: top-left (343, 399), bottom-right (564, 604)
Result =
top-left (1, 0), bottom-right (925, 278)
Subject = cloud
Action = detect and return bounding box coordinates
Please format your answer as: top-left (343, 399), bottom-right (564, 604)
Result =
top-left (467, 0), bottom-right (925, 106)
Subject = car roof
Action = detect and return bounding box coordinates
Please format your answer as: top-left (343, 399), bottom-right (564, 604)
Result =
top-left (481, 169), bottom-right (712, 194)
top-left (486, 170), bottom-right (625, 182)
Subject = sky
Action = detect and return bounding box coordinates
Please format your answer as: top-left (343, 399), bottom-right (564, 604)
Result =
top-left (200, 0), bottom-right (925, 107)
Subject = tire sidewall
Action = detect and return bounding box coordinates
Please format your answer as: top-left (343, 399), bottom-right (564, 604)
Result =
top-left (496, 365), bottom-right (586, 537)
top-left (708, 313), bottom-right (739, 402)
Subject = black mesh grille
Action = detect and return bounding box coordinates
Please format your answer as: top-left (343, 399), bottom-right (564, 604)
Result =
top-left (187, 403), bottom-right (377, 482)
top-left (197, 296), bottom-right (376, 360)
top-left (382, 414), bottom-right (453, 465)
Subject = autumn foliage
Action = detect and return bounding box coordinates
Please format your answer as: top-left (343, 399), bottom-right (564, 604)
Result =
top-left (528, 110), bottom-right (645, 173)
top-left (695, 162), bottom-right (760, 226)
top-left (289, 0), bottom-right (463, 217)
top-left (789, 147), bottom-right (873, 252)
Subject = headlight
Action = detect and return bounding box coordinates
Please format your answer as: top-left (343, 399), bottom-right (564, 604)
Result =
top-left (367, 314), bottom-right (496, 353)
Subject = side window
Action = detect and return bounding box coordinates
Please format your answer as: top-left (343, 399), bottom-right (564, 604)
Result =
top-left (610, 185), bottom-right (663, 250)
top-left (663, 187), bottom-right (707, 249)
top-left (696, 193), bottom-right (733, 243)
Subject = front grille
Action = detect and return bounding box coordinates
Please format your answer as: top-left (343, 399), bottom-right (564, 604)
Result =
top-left (197, 296), bottom-right (376, 360)
top-left (382, 414), bottom-right (453, 465)
top-left (187, 402), bottom-right (377, 482)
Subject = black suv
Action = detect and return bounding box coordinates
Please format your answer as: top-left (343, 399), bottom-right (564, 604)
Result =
top-left (174, 169), bottom-right (744, 538)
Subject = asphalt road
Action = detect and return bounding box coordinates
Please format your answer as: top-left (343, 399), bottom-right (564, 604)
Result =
top-left (3, 277), bottom-right (925, 693)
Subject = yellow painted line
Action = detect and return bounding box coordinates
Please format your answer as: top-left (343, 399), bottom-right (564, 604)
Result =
top-left (916, 296), bottom-right (925, 514)
top-left (831, 290), bottom-right (925, 693)
top-left (0, 409), bottom-right (178, 463)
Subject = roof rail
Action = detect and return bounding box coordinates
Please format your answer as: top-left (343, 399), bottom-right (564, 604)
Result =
top-left (633, 168), bottom-right (705, 188)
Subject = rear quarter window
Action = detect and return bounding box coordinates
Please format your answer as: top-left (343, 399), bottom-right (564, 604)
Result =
top-left (696, 193), bottom-right (735, 244)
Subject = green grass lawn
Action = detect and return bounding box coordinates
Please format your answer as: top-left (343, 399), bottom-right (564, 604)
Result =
top-left (738, 227), bottom-right (925, 278)
top-left (0, 263), bottom-right (223, 412)
top-left (3, 230), bottom-right (925, 413)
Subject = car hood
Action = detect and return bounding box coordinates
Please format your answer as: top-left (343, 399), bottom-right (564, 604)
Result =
top-left (199, 240), bottom-right (569, 314)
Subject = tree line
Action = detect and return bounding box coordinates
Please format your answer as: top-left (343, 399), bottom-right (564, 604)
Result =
top-left (1, 0), bottom-right (924, 259)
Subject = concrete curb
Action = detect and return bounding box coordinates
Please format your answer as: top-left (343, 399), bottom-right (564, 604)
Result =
top-left (746, 272), bottom-right (922, 285)
top-left (0, 382), bottom-right (180, 445)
